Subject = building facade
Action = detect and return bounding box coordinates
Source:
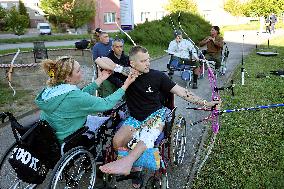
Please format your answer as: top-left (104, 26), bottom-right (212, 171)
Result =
top-left (92, 0), bottom-right (120, 32)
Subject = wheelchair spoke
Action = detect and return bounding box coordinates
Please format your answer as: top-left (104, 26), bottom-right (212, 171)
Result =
top-left (49, 147), bottom-right (96, 189)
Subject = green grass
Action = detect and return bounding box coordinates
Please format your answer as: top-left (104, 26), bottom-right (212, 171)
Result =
top-left (222, 20), bottom-right (284, 31)
top-left (193, 36), bottom-right (284, 188)
top-left (0, 45), bottom-right (75, 55)
top-left (0, 82), bottom-right (34, 113)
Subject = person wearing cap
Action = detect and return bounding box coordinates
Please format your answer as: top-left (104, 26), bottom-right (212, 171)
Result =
top-left (199, 26), bottom-right (224, 70)
top-left (90, 28), bottom-right (102, 49)
top-left (167, 30), bottom-right (200, 89)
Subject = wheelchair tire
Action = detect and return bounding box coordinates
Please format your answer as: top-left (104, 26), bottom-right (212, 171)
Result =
top-left (0, 142), bottom-right (37, 189)
top-left (145, 173), bottom-right (168, 189)
top-left (170, 116), bottom-right (187, 167)
top-left (48, 146), bottom-right (96, 189)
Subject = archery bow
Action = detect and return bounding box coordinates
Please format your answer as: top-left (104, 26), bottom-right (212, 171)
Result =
top-left (115, 21), bottom-right (136, 46)
top-left (7, 49), bottom-right (20, 96)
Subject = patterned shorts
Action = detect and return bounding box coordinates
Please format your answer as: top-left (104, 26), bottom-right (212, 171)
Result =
top-left (123, 108), bottom-right (168, 129)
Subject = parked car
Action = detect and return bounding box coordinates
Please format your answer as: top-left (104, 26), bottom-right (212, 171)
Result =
top-left (37, 23), bottom-right (52, 35)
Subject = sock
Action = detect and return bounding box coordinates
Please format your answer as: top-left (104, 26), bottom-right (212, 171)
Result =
top-left (193, 74), bottom-right (198, 83)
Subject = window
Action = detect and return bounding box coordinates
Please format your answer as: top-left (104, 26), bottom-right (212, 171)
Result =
top-left (104, 12), bottom-right (116, 24)
top-left (141, 12), bottom-right (150, 22)
top-left (0, 3), bottom-right (8, 9)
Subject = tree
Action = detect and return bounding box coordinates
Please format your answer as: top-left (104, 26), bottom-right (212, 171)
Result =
top-left (165, 0), bottom-right (198, 14)
top-left (243, 0), bottom-right (284, 17)
top-left (5, 6), bottom-right (29, 35)
top-left (40, 0), bottom-right (96, 31)
top-left (0, 6), bottom-right (7, 31)
top-left (18, 0), bottom-right (30, 26)
top-left (224, 0), bottom-right (246, 16)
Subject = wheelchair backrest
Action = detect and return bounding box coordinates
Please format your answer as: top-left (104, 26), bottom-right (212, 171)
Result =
top-left (7, 120), bottom-right (60, 184)
top-left (160, 91), bottom-right (175, 110)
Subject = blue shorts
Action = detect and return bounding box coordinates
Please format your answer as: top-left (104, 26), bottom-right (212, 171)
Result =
top-left (123, 108), bottom-right (168, 129)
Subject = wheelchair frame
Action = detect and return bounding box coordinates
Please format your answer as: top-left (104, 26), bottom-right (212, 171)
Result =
top-left (0, 94), bottom-right (187, 188)
top-left (167, 55), bottom-right (197, 89)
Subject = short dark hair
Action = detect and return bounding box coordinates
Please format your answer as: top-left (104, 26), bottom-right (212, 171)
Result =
top-left (129, 45), bottom-right (148, 61)
top-left (99, 31), bottom-right (108, 37)
top-left (212, 26), bottom-right (220, 34)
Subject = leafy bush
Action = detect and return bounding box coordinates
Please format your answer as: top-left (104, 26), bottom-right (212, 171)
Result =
top-left (117, 12), bottom-right (211, 48)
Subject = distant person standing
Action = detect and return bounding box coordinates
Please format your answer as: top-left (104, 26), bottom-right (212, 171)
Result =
top-left (265, 16), bottom-right (271, 34)
top-left (270, 13), bottom-right (277, 33)
top-left (92, 31), bottom-right (113, 61)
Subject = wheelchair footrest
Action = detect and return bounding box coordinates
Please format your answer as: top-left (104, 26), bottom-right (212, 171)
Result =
top-left (116, 171), bottom-right (141, 182)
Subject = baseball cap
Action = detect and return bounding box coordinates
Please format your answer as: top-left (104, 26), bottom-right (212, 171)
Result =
top-left (95, 28), bottom-right (102, 33)
top-left (173, 30), bottom-right (182, 37)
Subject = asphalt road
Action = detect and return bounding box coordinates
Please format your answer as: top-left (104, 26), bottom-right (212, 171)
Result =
top-left (0, 30), bottom-right (283, 188)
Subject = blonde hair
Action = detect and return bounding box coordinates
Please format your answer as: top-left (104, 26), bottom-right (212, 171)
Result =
top-left (42, 56), bottom-right (75, 86)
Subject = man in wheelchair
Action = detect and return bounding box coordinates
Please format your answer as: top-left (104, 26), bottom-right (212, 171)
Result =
top-left (166, 30), bottom-right (201, 89)
top-left (96, 46), bottom-right (221, 188)
top-left (199, 26), bottom-right (224, 71)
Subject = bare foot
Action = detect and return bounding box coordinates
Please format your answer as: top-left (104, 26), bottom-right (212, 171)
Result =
top-left (99, 156), bottom-right (134, 175)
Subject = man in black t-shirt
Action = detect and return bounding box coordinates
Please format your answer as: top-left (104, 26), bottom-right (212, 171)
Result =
top-left (97, 46), bottom-right (220, 178)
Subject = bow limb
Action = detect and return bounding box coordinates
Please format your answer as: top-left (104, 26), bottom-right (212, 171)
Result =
top-left (115, 21), bottom-right (136, 46)
top-left (204, 59), bottom-right (220, 134)
top-left (7, 49), bottom-right (20, 96)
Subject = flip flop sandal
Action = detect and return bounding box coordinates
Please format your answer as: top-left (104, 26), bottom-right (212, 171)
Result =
top-left (131, 171), bottom-right (144, 189)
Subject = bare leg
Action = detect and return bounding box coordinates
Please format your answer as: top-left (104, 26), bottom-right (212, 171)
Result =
top-left (99, 122), bottom-right (164, 175)
top-left (113, 125), bottom-right (136, 150)
top-left (99, 141), bottom-right (147, 175)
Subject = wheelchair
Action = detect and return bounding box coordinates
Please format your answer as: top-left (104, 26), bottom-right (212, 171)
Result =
top-left (201, 42), bottom-right (229, 76)
top-left (220, 42), bottom-right (229, 75)
top-left (100, 93), bottom-right (187, 189)
top-left (0, 102), bottom-right (127, 189)
top-left (167, 55), bottom-right (198, 89)
top-left (0, 93), bottom-right (187, 188)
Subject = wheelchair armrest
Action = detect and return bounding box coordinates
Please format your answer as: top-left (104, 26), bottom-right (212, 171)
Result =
top-left (62, 126), bottom-right (89, 144)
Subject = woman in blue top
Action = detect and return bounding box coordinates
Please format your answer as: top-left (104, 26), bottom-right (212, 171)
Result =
top-left (35, 56), bottom-right (138, 143)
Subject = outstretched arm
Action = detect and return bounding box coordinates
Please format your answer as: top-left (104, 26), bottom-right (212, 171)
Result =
top-left (170, 84), bottom-right (220, 107)
top-left (95, 57), bottom-right (131, 76)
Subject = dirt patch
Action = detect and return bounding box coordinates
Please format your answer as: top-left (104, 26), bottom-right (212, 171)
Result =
top-left (0, 49), bottom-right (95, 117)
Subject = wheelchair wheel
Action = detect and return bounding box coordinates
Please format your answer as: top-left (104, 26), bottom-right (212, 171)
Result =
top-left (0, 142), bottom-right (37, 189)
top-left (170, 116), bottom-right (187, 167)
top-left (48, 146), bottom-right (96, 189)
top-left (145, 173), bottom-right (168, 189)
